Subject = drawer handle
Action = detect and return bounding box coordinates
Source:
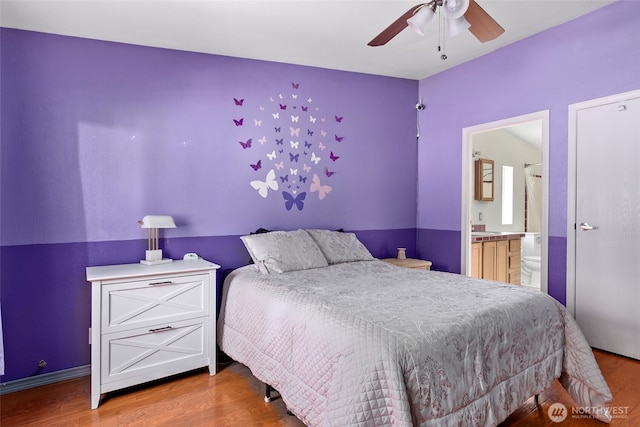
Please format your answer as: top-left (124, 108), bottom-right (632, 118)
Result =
top-left (149, 326), bottom-right (173, 333)
top-left (148, 281), bottom-right (173, 286)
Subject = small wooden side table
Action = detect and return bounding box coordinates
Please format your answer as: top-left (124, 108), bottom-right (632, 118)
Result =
top-left (382, 258), bottom-right (432, 271)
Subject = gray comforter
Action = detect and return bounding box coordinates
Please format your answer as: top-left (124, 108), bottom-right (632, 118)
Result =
top-left (217, 260), bottom-right (612, 426)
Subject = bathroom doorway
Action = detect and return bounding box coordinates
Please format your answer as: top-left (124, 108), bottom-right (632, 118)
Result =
top-left (461, 111), bottom-right (549, 293)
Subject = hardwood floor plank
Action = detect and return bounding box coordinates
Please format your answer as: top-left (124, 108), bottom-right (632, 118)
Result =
top-left (1, 349), bottom-right (637, 426)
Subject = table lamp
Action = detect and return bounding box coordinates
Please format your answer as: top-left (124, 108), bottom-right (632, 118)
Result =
top-left (138, 215), bottom-right (176, 265)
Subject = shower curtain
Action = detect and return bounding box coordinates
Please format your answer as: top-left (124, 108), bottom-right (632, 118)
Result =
top-left (524, 163), bottom-right (542, 232)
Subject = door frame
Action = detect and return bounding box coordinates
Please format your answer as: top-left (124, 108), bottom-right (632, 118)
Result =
top-left (566, 88), bottom-right (640, 316)
top-left (461, 110), bottom-right (549, 294)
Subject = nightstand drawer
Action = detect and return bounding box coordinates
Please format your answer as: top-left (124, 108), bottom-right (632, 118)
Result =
top-left (101, 318), bottom-right (208, 391)
top-left (102, 273), bottom-right (210, 334)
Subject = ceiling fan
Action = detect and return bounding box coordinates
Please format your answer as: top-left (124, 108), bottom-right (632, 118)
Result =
top-left (368, 0), bottom-right (504, 47)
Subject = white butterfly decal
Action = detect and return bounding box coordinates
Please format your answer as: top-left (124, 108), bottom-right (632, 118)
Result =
top-left (292, 94), bottom-right (298, 99)
top-left (290, 127), bottom-right (300, 137)
top-left (291, 115), bottom-right (299, 123)
top-left (272, 112), bottom-right (280, 119)
top-left (279, 94), bottom-right (283, 99)
top-left (318, 142), bottom-right (326, 151)
top-left (260, 106), bottom-right (265, 111)
top-left (258, 136), bottom-right (267, 145)
top-left (320, 130), bottom-right (327, 137)
top-left (309, 116), bottom-right (317, 123)
top-left (250, 169), bottom-right (278, 198)
top-left (310, 152), bottom-right (321, 164)
top-left (290, 140), bottom-right (299, 149)
top-left (310, 173), bottom-right (332, 200)
top-left (307, 97), bottom-right (312, 103)
top-left (275, 161), bottom-right (284, 170)
top-left (303, 163), bottom-right (311, 173)
top-left (290, 168), bottom-right (298, 175)
top-left (266, 151), bottom-right (277, 160)
top-left (254, 119), bottom-right (262, 127)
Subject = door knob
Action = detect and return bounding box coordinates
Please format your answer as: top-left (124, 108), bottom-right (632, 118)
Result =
top-left (579, 222), bottom-right (599, 231)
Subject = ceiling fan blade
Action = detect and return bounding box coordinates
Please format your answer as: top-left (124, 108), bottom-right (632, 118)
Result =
top-left (368, 4), bottom-right (423, 47)
top-left (464, 0), bottom-right (504, 43)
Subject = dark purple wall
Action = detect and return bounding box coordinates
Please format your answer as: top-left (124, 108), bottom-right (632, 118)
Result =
top-left (415, 2), bottom-right (640, 304)
top-left (0, 29), bottom-right (418, 382)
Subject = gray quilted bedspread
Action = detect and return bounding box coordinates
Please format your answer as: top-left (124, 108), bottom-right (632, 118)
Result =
top-left (217, 260), bottom-right (612, 426)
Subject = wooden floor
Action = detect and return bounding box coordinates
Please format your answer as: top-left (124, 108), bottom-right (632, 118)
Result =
top-left (1, 349), bottom-right (638, 426)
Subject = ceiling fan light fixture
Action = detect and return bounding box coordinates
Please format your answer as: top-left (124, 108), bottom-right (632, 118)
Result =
top-left (407, 5), bottom-right (435, 37)
top-left (448, 15), bottom-right (471, 37)
top-left (443, 0), bottom-right (470, 20)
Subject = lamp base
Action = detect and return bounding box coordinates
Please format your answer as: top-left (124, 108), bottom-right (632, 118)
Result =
top-left (141, 249), bottom-right (172, 265)
top-left (140, 258), bottom-right (174, 265)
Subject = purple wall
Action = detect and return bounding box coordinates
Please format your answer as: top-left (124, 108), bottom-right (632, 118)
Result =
top-left (416, 2), bottom-right (640, 302)
top-left (0, 29), bottom-right (418, 382)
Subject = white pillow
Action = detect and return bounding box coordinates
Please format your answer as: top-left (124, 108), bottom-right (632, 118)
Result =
top-left (240, 229), bottom-right (328, 274)
top-left (306, 229), bottom-right (375, 264)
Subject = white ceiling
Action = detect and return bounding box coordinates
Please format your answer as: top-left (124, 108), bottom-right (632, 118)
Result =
top-left (0, 0), bottom-right (614, 80)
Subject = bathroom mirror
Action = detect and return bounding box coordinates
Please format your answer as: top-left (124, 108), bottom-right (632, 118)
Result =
top-left (474, 158), bottom-right (494, 201)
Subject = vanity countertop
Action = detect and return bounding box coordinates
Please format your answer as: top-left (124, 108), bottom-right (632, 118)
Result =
top-left (471, 231), bottom-right (525, 243)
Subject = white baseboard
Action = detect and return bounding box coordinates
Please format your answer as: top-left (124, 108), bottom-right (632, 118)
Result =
top-left (0, 365), bottom-right (90, 395)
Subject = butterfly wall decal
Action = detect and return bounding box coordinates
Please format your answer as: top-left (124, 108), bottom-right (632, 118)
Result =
top-left (290, 168), bottom-right (298, 175)
top-left (299, 176), bottom-right (307, 183)
top-left (283, 191), bottom-right (306, 211)
top-left (258, 136), bottom-right (267, 145)
top-left (310, 152), bottom-right (321, 165)
top-left (310, 174), bottom-right (332, 200)
top-left (275, 161), bottom-right (284, 170)
top-left (290, 141), bottom-right (299, 149)
top-left (254, 119), bottom-right (262, 127)
top-left (325, 167), bottom-right (336, 177)
top-left (309, 116), bottom-right (317, 123)
top-left (233, 98), bottom-right (244, 106)
top-left (318, 142), bottom-right (326, 151)
top-left (335, 115), bottom-right (343, 123)
top-left (272, 113), bottom-right (280, 119)
top-left (233, 118), bottom-right (244, 126)
top-left (335, 134), bottom-right (344, 142)
top-left (301, 106), bottom-right (308, 112)
top-left (250, 169), bottom-right (278, 198)
top-left (303, 163), bottom-right (311, 173)
top-left (304, 141), bottom-right (312, 148)
top-left (275, 127), bottom-right (281, 133)
top-left (238, 139), bottom-right (252, 149)
top-left (290, 127), bottom-right (300, 137)
top-left (279, 104), bottom-right (287, 110)
top-left (250, 160), bottom-right (262, 171)
top-left (291, 115), bottom-right (299, 123)
top-left (289, 153), bottom-right (300, 162)
top-left (280, 174), bottom-right (288, 183)
top-left (266, 151), bottom-right (277, 160)
top-left (291, 82), bottom-right (300, 89)
top-left (307, 129), bottom-right (314, 136)
top-left (276, 138), bottom-right (284, 145)
top-left (329, 151), bottom-right (339, 161)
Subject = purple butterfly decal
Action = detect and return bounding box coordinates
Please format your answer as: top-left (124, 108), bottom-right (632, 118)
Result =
top-left (329, 151), bottom-right (339, 161)
top-left (299, 176), bottom-right (307, 183)
top-left (325, 167), bottom-right (335, 177)
top-left (278, 149), bottom-right (284, 154)
top-left (280, 174), bottom-right (288, 183)
top-left (335, 115), bottom-right (343, 123)
top-left (283, 191), bottom-right (306, 211)
top-left (275, 127), bottom-right (281, 133)
top-left (307, 129), bottom-right (314, 136)
top-left (301, 105), bottom-right (308, 112)
top-left (289, 153), bottom-right (300, 163)
top-left (239, 139), bottom-right (252, 149)
top-left (233, 118), bottom-right (244, 126)
top-left (335, 134), bottom-right (344, 142)
top-left (280, 104), bottom-right (287, 110)
top-left (304, 141), bottom-right (312, 148)
top-left (250, 160), bottom-right (262, 171)
top-left (276, 138), bottom-right (284, 145)
top-left (233, 98), bottom-right (244, 106)
top-left (292, 82), bottom-right (300, 89)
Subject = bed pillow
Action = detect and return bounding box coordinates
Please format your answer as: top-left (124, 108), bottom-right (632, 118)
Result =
top-left (240, 229), bottom-right (329, 274)
top-left (306, 229), bottom-right (375, 264)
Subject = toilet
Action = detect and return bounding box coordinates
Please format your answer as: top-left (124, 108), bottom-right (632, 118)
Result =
top-left (521, 232), bottom-right (541, 288)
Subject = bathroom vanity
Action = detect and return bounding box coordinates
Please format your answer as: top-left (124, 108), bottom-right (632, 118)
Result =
top-left (471, 232), bottom-right (524, 285)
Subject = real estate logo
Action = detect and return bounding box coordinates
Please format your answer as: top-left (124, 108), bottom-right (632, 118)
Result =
top-left (548, 402), bottom-right (568, 423)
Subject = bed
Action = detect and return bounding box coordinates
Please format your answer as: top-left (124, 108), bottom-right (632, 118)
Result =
top-left (217, 229), bottom-right (612, 426)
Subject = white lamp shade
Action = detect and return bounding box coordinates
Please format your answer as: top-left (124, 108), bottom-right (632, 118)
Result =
top-left (448, 15), bottom-right (471, 37)
top-left (443, 0), bottom-right (470, 20)
top-left (407, 5), bottom-right (435, 37)
top-left (139, 215), bottom-right (176, 229)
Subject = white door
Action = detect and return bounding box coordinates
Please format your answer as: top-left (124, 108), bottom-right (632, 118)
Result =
top-left (574, 94), bottom-right (640, 360)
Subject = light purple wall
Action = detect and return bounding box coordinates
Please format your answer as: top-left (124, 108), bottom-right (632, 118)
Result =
top-left (0, 29), bottom-right (418, 382)
top-left (416, 2), bottom-right (640, 301)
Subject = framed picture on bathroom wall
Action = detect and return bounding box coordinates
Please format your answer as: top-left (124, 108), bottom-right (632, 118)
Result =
top-left (474, 158), bottom-right (494, 201)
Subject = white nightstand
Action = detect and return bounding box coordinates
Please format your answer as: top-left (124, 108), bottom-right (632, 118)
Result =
top-left (382, 258), bottom-right (432, 271)
top-left (86, 259), bottom-right (220, 409)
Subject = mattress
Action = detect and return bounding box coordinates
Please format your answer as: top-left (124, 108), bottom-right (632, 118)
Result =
top-left (217, 260), bottom-right (611, 426)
